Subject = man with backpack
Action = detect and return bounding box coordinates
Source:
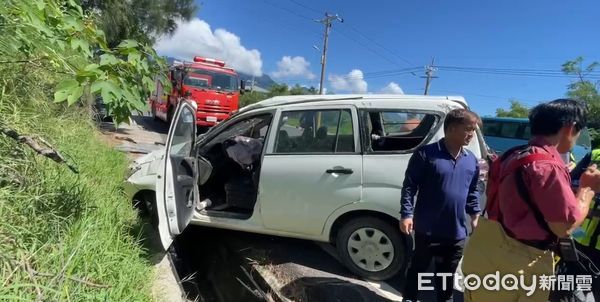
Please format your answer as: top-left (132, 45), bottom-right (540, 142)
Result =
top-left (463, 99), bottom-right (600, 302)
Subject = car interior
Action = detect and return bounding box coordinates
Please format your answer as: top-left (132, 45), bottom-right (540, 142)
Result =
top-left (275, 109), bottom-right (355, 153)
top-left (365, 111), bottom-right (438, 152)
top-left (194, 109), bottom-right (356, 219)
top-left (196, 114), bottom-right (272, 219)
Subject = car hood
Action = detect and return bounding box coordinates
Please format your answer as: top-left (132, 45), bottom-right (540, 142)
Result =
top-left (133, 148), bottom-right (165, 166)
top-left (127, 148), bottom-right (165, 180)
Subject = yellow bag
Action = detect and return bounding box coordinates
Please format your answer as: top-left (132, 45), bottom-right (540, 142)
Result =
top-left (462, 217), bottom-right (555, 302)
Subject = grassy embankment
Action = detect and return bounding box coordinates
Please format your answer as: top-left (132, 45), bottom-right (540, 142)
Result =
top-left (0, 65), bottom-right (153, 301)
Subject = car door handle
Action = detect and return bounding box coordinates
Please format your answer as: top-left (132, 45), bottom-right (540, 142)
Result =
top-left (326, 168), bottom-right (354, 175)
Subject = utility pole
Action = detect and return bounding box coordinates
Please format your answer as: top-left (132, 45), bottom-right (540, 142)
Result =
top-left (316, 13), bottom-right (343, 95)
top-left (422, 57), bottom-right (438, 95)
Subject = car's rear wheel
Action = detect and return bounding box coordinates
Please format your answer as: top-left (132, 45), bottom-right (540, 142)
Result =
top-left (336, 216), bottom-right (404, 280)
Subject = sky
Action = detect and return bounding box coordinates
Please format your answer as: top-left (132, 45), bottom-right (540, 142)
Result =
top-left (154, 0), bottom-right (600, 116)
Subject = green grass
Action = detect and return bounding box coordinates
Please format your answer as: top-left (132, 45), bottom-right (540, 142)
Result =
top-left (0, 67), bottom-right (153, 301)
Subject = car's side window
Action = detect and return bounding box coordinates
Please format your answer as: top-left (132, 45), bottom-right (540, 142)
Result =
top-left (363, 110), bottom-right (438, 152)
top-left (170, 106), bottom-right (196, 157)
top-left (274, 109), bottom-right (355, 154)
top-left (521, 125), bottom-right (531, 139)
top-left (499, 122), bottom-right (520, 139)
top-left (482, 121), bottom-right (501, 137)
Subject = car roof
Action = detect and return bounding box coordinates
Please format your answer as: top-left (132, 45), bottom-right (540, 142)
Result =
top-left (239, 94), bottom-right (469, 113)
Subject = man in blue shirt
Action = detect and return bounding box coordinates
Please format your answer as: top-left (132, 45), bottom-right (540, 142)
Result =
top-left (401, 108), bottom-right (482, 302)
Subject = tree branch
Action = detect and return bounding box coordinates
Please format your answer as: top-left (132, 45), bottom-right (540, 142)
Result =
top-left (0, 124), bottom-right (79, 173)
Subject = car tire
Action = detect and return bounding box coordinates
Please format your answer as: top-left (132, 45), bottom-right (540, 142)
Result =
top-left (336, 216), bottom-right (405, 281)
top-left (134, 192), bottom-right (159, 230)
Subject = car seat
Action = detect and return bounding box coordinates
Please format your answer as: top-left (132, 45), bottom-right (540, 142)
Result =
top-left (314, 126), bottom-right (330, 151)
top-left (276, 130), bottom-right (290, 153)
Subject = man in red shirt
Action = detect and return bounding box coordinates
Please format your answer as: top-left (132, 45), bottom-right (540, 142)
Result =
top-left (500, 100), bottom-right (599, 244)
top-left (464, 99), bottom-right (600, 302)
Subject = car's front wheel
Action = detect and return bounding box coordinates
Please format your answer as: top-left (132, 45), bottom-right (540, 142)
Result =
top-left (336, 216), bottom-right (405, 280)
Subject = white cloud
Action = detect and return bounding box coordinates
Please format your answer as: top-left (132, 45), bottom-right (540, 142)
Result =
top-left (328, 69), bottom-right (368, 93)
top-left (154, 18), bottom-right (263, 76)
top-left (272, 56), bottom-right (315, 80)
top-left (380, 82), bottom-right (404, 94)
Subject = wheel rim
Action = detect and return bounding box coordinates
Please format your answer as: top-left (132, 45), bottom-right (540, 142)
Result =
top-left (347, 227), bottom-right (394, 272)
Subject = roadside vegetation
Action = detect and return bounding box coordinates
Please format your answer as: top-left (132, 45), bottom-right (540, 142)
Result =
top-left (0, 0), bottom-right (194, 300)
top-left (0, 68), bottom-right (152, 300)
top-left (240, 83), bottom-right (319, 107)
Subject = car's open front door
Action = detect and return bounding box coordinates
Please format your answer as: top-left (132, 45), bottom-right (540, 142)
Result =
top-left (155, 100), bottom-right (199, 250)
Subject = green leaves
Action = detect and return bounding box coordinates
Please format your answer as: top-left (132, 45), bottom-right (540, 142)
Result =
top-left (91, 80), bottom-right (121, 105)
top-left (70, 39), bottom-right (91, 57)
top-left (116, 40), bottom-right (139, 49)
top-left (2, 0), bottom-right (169, 124)
top-left (67, 85), bottom-right (84, 105)
top-left (99, 54), bottom-right (119, 66)
top-left (495, 100), bottom-right (529, 118)
top-left (142, 76), bottom-right (156, 93)
top-left (127, 52), bottom-right (141, 63)
top-left (54, 79), bottom-right (83, 105)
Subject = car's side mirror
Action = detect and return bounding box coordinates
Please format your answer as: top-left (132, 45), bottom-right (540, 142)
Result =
top-left (240, 80), bottom-right (246, 95)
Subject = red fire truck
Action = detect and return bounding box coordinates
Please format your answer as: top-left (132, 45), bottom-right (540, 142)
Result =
top-left (149, 56), bottom-right (245, 127)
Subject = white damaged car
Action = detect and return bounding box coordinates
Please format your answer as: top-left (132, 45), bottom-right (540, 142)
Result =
top-left (124, 94), bottom-right (489, 280)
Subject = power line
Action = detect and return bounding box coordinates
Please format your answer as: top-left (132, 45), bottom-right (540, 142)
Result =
top-left (331, 27), bottom-right (404, 67)
top-left (285, 0), bottom-right (414, 67)
top-left (435, 65), bottom-right (600, 79)
top-left (438, 69), bottom-right (600, 79)
top-left (287, 0), bottom-right (321, 14)
top-left (272, 67), bottom-right (420, 82)
top-left (265, 1), bottom-right (415, 74)
top-left (355, 68), bottom-right (421, 80)
top-left (255, 17), bottom-right (322, 40)
top-left (261, 0), bottom-right (314, 21)
top-left (437, 65), bottom-right (600, 74)
top-left (345, 24), bottom-right (414, 66)
top-left (432, 89), bottom-right (541, 104)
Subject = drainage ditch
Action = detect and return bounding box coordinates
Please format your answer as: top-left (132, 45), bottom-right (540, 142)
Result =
top-left (168, 227), bottom-right (279, 302)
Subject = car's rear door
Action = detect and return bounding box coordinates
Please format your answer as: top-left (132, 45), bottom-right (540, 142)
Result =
top-left (258, 105), bottom-right (363, 236)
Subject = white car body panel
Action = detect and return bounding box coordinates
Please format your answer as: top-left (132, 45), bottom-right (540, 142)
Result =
top-left (125, 94), bottom-right (488, 245)
top-left (258, 154), bottom-right (363, 235)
